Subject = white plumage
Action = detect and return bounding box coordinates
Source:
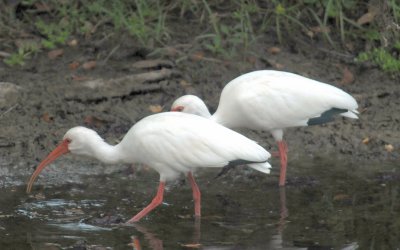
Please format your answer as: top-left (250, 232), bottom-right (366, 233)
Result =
top-left (119, 112), bottom-right (271, 180)
top-left (171, 70), bottom-right (359, 186)
top-left (27, 112), bottom-right (271, 222)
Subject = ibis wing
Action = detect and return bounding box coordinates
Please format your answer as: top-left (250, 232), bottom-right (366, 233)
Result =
top-left (127, 113), bottom-right (270, 180)
top-left (217, 70), bottom-right (358, 129)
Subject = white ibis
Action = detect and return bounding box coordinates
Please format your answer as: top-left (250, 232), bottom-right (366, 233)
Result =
top-left (26, 112), bottom-right (271, 223)
top-left (171, 70), bottom-right (359, 186)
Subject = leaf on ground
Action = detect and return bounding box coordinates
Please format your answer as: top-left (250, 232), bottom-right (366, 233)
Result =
top-left (190, 51), bottom-right (204, 61)
top-left (68, 39), bottom-right (78, 47)
top-left (82, 60), bottom-right (97, 70)
top-left (149, 105), bottom-right (163, 113)
top-left (340, 67), bottom-right (354, 84)
top-left (161, 46), bottom-right (179, 57)
top-left (42, 112), bottom-right (53, 123)
top-left (180, 243), bottom-right (202, 248)
top-left (357, 11), bottom-right (376, 25)
top-left (274, 63), bottom-right (284, 70)
top-left (34, 2), bottom-right (52, 12)
top-left (48, 49), bottom-right (64, 59)
top-left (362, 137), bottom-right (370, 144)
top-left (84, 115), bottom-right (107, 127)
top-left (71, 75), bottom-right (88, 81)
top-left (179, 80), bottom-right (192, 88)
top-left (333, 194), bottom-right (350, 201)
top-left (267, 46), bottom-right (281, 54)
top-left (68, 61), bottom-right (80, 70)
top-left (385, 144), bottom-right (394, 152)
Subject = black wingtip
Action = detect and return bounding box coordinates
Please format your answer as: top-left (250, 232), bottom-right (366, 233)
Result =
top-left (307, 108), bottom-right (348, 126)
top-left (214, 159), bottom-right (267, 179)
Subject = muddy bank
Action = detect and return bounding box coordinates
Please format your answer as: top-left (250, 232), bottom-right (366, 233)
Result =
top-left (0, 31), bottom-right (399, 189)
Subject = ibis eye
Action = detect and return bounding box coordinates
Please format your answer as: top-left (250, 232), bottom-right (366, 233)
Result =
top-left (176, 106), bottom-right (184, 112)
top-left (65, 138), bottom-right (72, 143)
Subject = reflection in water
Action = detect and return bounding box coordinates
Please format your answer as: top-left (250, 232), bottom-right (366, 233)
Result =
top-left (278, 187), bottom-right (289, 233)
top-left (130, 218), bottom-right (201, 250)
top-left (2, 160), bottom-right (400, 249)
top-left (129, 207), bottom-right (305, 250)
top-left (130, 235), bottom-right (142, 250)
top-left (269, 186), bottom-right (308, 250)
top-left (130, 224), bottom-right (164, 250)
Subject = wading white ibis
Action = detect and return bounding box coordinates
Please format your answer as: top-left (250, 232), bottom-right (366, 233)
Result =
top-left (171, 70), bottom-right (359, 186)
top-left (26, 112), bottom-right (271, 223)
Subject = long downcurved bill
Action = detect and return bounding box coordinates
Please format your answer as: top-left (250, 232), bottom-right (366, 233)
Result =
top-left (26, 139), bottom-right (70, 193)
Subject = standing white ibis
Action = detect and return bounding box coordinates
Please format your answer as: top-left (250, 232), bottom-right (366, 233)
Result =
top-left (171, 70), bottom-right (359, 186)
top-left (26, 112), bottom-right (271, 223)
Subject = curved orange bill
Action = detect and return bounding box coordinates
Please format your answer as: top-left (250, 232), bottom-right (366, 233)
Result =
top-left (26, 139), bottom-right (70, 193)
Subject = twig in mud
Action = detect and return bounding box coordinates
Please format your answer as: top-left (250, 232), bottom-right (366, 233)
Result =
top-left (176, 54), bottom-right (223, 64)
top-left (64, 68), bottom-right (180, 102)
top-left (314, 47), bottom-right (354, 59)
top-left (101, 44), bottom-right (120, 65)
top-left (0, 51), bottom-right (11, 58)
top-left (132, 59), bottom-right (174, 69)
top-left (0, 104), bottom-right (17, 118)
top-left (296, 38), bottom-right (354, 61)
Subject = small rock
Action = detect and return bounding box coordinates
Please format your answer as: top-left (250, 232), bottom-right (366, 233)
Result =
top-left (0, 82), bottom-right (22, 108)
top-left (85, 214), bottom-right (123, 225)
top-left (385, 144), bottom-right (394, 152)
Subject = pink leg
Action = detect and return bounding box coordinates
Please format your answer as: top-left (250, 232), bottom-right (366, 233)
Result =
top-left (188, 172), bottom-right (201, 217)
top-left (127, 182), bottom-right (165, 223)
top-left (278, 187), bottom-right (288, 233)
top-left (278, 140), bottom-right (288, 186)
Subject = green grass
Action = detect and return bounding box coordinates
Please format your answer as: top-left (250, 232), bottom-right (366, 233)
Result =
top-left (357, 47), bottom-right (400, 73)
top-left (355, 0), bottom-right (400, 73)
top-left (4, 48), bottom-right (30, 66)
top-left (1, 0), bottom-right (399, 73)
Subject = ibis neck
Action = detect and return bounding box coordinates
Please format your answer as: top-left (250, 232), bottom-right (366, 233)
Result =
top-left (210, 113), bottom-right (234, 129)
top-left (90, 140), bottom-right (125, 165)
top-left (196, 107), bottom-right (212, 118)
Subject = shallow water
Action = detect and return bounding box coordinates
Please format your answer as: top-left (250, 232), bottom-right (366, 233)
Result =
top-left (1, 158), bottom-right (399, 249)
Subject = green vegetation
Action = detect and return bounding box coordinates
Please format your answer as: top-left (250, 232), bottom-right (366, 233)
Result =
top-left (4, 47), bottom-right (30, 66)
top-left (357, 46), bottom-right (400, 73)
top-left (0, 0), bottom-right (399, 74)
top-left (35, 20), bottom-right (71, 49)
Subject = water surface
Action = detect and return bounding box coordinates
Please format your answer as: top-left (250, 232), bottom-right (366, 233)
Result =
top-left (1, 158), bottom-right (399, 249)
